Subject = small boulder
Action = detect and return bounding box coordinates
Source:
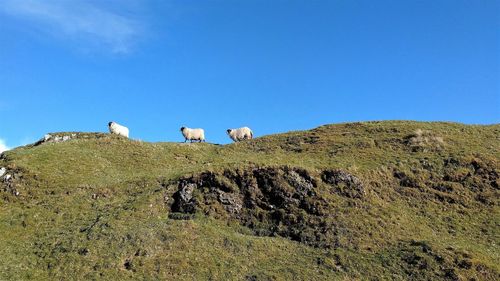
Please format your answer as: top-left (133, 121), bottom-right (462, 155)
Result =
top-left (3, 174), bottom-right (12, 182)
top-left (172, 182), bottom-right (197, 213)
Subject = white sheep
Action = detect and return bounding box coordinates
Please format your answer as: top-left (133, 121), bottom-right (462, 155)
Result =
top-left (227, 127), bottom-right (253, 142)
top-left (108, 121), bottom-right (129, 138)
top-left (180, 127), bottom-right (205, 143)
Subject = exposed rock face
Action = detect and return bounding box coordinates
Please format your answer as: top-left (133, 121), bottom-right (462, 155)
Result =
top-left (1, 167), bottom-right (21, 196)
top-left (170, 166), bottom-right (363, 248)
top-left (172, 183), bottom-right (196, 213)
top-left (285, 169), bottom-right (316, 197)
top-left (34, 133), bottom-right (77, 146)
top-left (169, 159), bottom-right (499, 249)
top-left (215, 189), bottom-right (243, 214)
top-left (31, 132), bottom-right (110, 147)
top-left (321, 169), bottom-right (365, 199)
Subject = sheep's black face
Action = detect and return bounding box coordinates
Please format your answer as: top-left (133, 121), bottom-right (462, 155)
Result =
top-left (226, 129), bottom-right (232, 134)
top-left (180, 127), bottom-right (185, 132)
top-left (108, 122), bottom-right (113, 127)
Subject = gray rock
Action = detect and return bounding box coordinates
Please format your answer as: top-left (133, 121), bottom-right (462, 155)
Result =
top-left (172, 182), bottom-right (197, 213)
top-left (216, 190), bottom-right (242, 214)
top-left (35, 133), bottom-right (73, 146)
top-left (179, 183), bottom-right (195, 202)
top-left (321, 170), bottom-right (365, 199)
top-left (285, 170), bottom-right (315, 197)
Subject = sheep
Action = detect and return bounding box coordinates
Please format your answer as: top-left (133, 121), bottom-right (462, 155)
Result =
top-left (227, 127), bottom-right (253, 142)
top-left (180, 127), bottom-right (205, 143)
top-left (108, 121), bottom-right (129, 138)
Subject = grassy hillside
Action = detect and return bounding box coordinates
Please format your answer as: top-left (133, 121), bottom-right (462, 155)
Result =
top-left (0, 121), bottom-right (498, 280)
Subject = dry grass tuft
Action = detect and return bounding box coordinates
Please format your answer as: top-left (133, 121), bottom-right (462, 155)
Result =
top-left (405, 129), bottom-right (445, 152)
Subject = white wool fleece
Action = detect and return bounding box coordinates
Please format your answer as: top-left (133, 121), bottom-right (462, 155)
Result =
top-left (108, 122), bottom-right (129, 138)
top-left (227, 127), bottom-right (253, 142)
top-left (181, 127), bottom-right (205, 142)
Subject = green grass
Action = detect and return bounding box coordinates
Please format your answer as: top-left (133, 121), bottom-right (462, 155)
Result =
top-left (0, 121), bottom-right (499, 280)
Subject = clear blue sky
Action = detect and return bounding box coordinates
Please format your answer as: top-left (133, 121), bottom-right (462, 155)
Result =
top-left (1, 0), bottom-right (499, 150)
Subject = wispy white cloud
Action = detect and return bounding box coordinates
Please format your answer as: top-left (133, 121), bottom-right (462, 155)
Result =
top-left (0, 0), bottom-right (142, 54)
top-left (0, 139), bottom-right (10, 153)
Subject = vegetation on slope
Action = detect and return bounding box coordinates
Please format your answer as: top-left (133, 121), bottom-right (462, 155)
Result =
top-left (0, 121), bottom-right (498, 280)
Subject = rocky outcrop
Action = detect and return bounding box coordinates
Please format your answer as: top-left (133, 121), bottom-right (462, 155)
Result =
top-left (169, 166), bottom-right (364, 248)
top-left (0, 167), bottom-right (21, 197)
top-left (34, 133), bottom-right (76, 146)
top-left (321, 169), bottom-right (365, 199)
top-left (32, 132), bottom-right (110, 147)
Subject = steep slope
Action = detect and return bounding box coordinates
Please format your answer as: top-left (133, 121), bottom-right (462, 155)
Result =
top-left (0, 121), bottom-right (498, 280)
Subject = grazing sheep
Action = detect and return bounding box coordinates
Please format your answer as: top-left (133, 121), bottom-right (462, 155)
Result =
top-left (108, 121), bottom-right (129, 138)
top-left (227, 127), bottom-right (253, 142)
top-left (180, 127), bottom-right (205, 143)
